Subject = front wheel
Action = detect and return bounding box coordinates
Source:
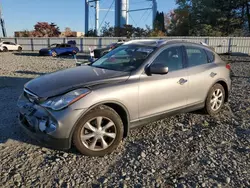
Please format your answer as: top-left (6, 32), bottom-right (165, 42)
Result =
top-left (204, 83), bottom-right (225, 116)
top-left (51, 51), bottom-right (57, 57)
top-left (73, 105), bottom-right (124, 156)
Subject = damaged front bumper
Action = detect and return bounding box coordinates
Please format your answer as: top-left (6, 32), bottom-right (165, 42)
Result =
top-left (17, 93), bottom-right (86, 150)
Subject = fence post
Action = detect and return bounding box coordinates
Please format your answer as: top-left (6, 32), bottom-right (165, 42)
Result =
top-left (48, 38), bottom-right (50, 47)
top-left (228, 38), bottom-right (232, 54)
top-left (15, 38), bottom-right (18, 44)
top-left (63, 38), bottom-right (66, 44)
top-left (98, 37), bottom-right (102, 48)
top-left (205, 38), bottom-right (209, 45)
top-left (31, 38), bottom-right (34, 51)
top-left (80, 38), bottom-right (83, 52)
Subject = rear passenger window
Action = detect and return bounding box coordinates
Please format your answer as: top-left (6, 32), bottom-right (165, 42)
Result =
top-left (185, 47), bottom-right (208, 67)
top-left (153, 46), bottom-right (183, 72)
top-left (205, 50), bottom-right (215, 63)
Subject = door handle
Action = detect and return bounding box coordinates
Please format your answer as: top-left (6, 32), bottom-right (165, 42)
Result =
top-left (210, 72), bottom-right (217, 78)
top-left (178, 78), bottom-right (188, 85)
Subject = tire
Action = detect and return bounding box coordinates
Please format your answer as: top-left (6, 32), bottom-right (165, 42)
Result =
top-left (73, 105), bottom-right (124, 156)
top-left (51, 51), bottom-right (57, 57)
top-left (3, 47), bottom-right (8, 52)
top-left (18, 47), bottom-right (22, 52)
top-left (204, 83), bottom-right (225, 116)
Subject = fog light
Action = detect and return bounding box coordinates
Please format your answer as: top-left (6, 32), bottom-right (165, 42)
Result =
top-left (46, 121), bottom-right (57, 133)
top-left (39, 119), bottom-right (47, 132)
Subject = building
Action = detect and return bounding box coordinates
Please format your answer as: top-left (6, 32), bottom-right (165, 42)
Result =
top-left (14, 31), bottom-right (85, 37)
top-left (14, 31), bottom-right (30, 37)
top-left (60, 31), bottom-right (85, 37)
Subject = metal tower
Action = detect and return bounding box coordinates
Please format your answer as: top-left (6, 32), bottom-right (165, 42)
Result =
top-left (84, 0), bottom-right (158, 34)
top-left (85, 0), bottom-right (100, 35)
top-left (0, 2), bottom-right (7, 37)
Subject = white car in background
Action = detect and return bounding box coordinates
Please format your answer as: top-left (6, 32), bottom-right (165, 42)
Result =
top-left (0, 41), bottom-right (22, 52)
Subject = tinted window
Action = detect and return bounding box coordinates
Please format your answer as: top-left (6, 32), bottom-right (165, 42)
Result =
top-left (3, 42), bottom-right (10, 44)
top-left (185, 47), bottom-right (208, 67)
top-left (205, 50), bottom-right (215, 63)
top-left (152, 46), bottom-right (183, 72)
top-left (60, 44), bottom-right (66, 48)
top-left (9, 42), bottom-right (16, 45)
top-left (91, 45), bottom-right (155, 72)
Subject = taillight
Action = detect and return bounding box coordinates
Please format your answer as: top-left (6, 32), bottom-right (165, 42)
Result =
top-left (226, 64), bottom-right (231, 70)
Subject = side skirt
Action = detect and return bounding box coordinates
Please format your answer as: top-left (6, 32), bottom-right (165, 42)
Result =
top-left (129, 102), bottom-right (204, 129)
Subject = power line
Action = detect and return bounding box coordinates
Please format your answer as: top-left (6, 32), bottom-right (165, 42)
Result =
top-left (128, 12), bottom-right (137, 27)
top-left (99, 0), bottom-right (115, 30)
top-left (136, 9), bottom-right (149, 26)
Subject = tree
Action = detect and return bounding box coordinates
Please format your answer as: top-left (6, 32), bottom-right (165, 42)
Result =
top-left (166, 0), bottom-right (248, 36)
top-left (32, 22), bottom-right (60, 37)
top-left (85, 29), bottom-right (98, 37)
top-left (100, 22), bottom-right (115, 37)
top-left (153, 11), bottom-right (166, 32)
top-left (64, 27), bottom-right (75, 37)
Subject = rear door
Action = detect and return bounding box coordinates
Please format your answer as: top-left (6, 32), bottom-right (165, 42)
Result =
top-left (139, 45), bottom-right (189, 118)
top-left (184, 45), bottom-right (218, 106)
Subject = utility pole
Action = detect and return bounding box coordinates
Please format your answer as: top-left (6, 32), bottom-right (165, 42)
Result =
top-left (95, 0), bottom-right (99, 36)
top-left (86, 0), bottom-right (100, 36)
top-left (0, 2), bottom-right (7, 37)
top-left (85, 0), bottom-right (89, 35)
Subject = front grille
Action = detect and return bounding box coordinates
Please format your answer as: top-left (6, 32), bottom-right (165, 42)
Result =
top-left (19, 113), bottom-right (36, 132)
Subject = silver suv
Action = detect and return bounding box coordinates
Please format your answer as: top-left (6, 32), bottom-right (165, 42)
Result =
top-left (17, 39), bottom-right (232, 156)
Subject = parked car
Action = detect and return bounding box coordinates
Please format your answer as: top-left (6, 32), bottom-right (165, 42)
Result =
top-left (17, 39), bottom-right (231, 156)
top-left (92, 40), bottom-right (125, 59)
top-left (39, 41), bottom-right (79, 57)
top-left (0, 41), bottom-right (22, 52)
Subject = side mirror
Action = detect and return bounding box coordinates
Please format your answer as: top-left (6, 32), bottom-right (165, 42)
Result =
top-left (148, 63), bottom-right (169, 75)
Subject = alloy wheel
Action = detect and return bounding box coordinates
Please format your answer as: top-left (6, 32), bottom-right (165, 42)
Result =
top-left (210, 88), bottom-right (223, 111)
top-left (80, 116), bottom-right (117, 151)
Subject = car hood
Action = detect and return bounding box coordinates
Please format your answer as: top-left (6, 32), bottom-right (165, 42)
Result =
top-left (24, 65), bottom-right (130, 98)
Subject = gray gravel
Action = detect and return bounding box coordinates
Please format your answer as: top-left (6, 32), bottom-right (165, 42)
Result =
top-left (0, 52), bottom-right (249, 187)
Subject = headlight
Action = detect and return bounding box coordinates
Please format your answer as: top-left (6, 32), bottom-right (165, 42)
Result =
top-left (40, 88), bottom-right (91, 111)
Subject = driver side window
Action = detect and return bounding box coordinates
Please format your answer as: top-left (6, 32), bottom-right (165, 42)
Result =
top-left (152, 46), bottom-right (183, 72)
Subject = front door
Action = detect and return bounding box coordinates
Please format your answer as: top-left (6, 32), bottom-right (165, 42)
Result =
top-left (139, 45), bottom-right (189, 119)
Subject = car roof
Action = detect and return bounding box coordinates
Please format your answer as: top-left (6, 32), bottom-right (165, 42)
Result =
top-left (123, 39), bottom-right (211, 49)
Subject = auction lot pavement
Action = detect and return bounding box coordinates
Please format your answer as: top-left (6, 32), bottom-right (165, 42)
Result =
top-left (0, 52), bottom-right (249, 187)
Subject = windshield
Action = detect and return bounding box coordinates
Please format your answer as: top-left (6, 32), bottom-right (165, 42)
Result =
top-left (49, 44), bottom-right (60, 48)
top-left (91, 45), bottom-right (156, 72)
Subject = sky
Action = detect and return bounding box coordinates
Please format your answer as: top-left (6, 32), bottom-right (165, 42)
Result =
top-left (0, 0), bottom-right (177, 37)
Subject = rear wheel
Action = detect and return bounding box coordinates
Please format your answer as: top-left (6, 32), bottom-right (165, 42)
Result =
top-left (3, 47), bottom-right (8, 52)
top-left (73, 105), bottom-right (124, 156)
top-left (204, 83), bottom-right (225, 116)
top-left (51, 51), bottom-right (57, 57)
top-left (18, 47), bottom-right (22, 52)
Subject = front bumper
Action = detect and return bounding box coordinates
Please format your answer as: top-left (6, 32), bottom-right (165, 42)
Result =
top-left (19, 113), bottom-right (70, 150)
top-left (17, 93), bottom-right (86, 150)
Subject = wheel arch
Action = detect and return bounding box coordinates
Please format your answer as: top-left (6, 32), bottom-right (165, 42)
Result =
top-left (69, 100), bottom-right (130, 146)
top-left (209, 79), bottom-right (229, 103)
top-left (215, 80), bottom-right (229, 103)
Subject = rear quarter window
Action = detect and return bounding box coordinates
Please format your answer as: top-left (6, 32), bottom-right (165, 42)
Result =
top-left (205, 50), bottom-right (215, 63)
top-left (185, 46), bottom-right (208, 67)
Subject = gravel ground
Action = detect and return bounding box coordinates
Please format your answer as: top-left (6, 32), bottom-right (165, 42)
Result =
top-left (0, 52), bottom-right (249, 188)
